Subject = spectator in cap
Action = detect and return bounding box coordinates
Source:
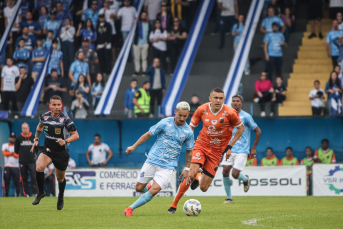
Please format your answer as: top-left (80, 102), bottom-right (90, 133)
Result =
top-left (76, 19), bottom-right (97, 50)
top-left (97, 14), bottom-right (113, 75)
top-left (75, 37), bottom-right (99, 83)
top-left (156, 2), bottom-right (173, 31)
top-left (43, 10), bottom-right (61, 36)
top-left (77, 1), bottom-right (99, 29)
top-left (60, 18), bottom-right (76, 78)
top-left (2, 133), bottom-right (20, 197)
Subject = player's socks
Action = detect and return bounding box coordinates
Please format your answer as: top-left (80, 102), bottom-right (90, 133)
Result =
top-left (141, 184), bottom-right (151, 193)
top-left (170, 179), bottom-right (190, 209)
top-left (238, 173), bottom-right (248, 182)
top-left (130, 191), bottom-right (154, 210)
top-left (223, 177), bottom-right (232, 200)
top-left (36, 171), bottom-right (45, 194)
top-left (58, 178), bottom-right (66, 198)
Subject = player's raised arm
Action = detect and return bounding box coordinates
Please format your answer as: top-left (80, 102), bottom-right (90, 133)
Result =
top-left (126, 132), bottom-right (152, 154)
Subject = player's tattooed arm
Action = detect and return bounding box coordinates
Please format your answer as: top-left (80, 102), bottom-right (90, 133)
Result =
top-left (185, 150), bottom-right (192, 168)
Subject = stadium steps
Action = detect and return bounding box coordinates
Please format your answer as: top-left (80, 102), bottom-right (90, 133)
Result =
top-left (279, 17), bottom-right (332, 116)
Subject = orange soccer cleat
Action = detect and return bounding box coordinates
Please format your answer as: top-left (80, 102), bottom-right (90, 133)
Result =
top-left (124, 207), bottom-right (133, 217)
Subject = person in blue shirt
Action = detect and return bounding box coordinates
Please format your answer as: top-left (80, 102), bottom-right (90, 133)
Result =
top-left (124, 101), bottom-right (194, 216)
top-left (19, 11), bottom-right (42, 38)
top-left (43, 30), bottom-right (60, 50)
top-left (69, 51), bottom-right (91, 87)
top-left (76, 19), bottom-right (97, 50)
top-left (20, 0), bottom-right (34, 21)
top-left (15, 26), bottom-right (37, 51)
top-left (43, 10), bottom-right (61, 37)
top-left (260, 7), bottom-right (285, 37)
top-left (221, 95), bottom-right (261, 203)
top-left (73, 74), bottom-right (90, 101)
top-left (232, 15), bottom-right (250, 75)
top-left (325, 71), bottom-right (342, 115)
top-left (124, 79), bottom-right (138, 118)
top-left (91, 73), bottom-right (105, 109)
top-left (39, 6), bottom-right (50, 30)
top-left (56, 2), bottom-right (73, 26)
top-left (32, 38), bottom-right (47, 81)
top-left (13, 39), bottom-right (31, 72)
top-left (326, 20), bottom-right (343, 68)
top-left (263, 22), bottom-right (285, 80)
top-left (77, 1), bottom-right (99, 29)
top-left (48, 39), bottom-right (64, 77)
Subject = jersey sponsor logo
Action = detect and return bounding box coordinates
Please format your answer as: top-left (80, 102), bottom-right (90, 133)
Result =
top-left (206, 129), bottom-right (224, 136)
top-left (192, 152), bottom-right (202, 160)
top-left (140, 172), bottom-right (145, 177)
top-left (183, 129), bottom-right (189, 133)
top-left (208, 126), bottom-right (216, 131)
top-left (220, 117), bottom-right (224, 123)
top-left (179, 134), bottom-right (186, 142)
top-left (166, 130), bottom-right (172, 136)
top-left (211, 120), bottom-right (218, 125)
top-left (55, 128), bottom-right (61, 135)
top-left (165, 123), bottom-right (171, 126)
top-left (205, 119), bottom-right (209, 122)
top-left (43, 116), bottom-right (49, 120)
top-left (65, 171), bottom-right (96, 190)
top-left (210, 138), bottom-right (221, 145)
top-left (59, 118), bottom-right (64, 122)
top-left (162, 139), bottom-right (181, 148)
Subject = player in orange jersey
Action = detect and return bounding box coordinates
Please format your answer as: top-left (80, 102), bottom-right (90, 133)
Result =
top-left (167, 88), bottom-right (244, 214)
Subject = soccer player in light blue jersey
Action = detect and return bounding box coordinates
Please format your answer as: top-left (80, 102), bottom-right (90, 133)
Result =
top-left (221, 95), bottom-right (262, 203)
top-left (124, 102), bottom-right (194, 217)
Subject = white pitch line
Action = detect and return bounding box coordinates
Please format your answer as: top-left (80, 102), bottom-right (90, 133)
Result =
top-left (242, 215), bottom-right (299, 228)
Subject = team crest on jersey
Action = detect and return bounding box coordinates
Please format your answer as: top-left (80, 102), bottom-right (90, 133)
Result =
top-left (59, 118), bottom-right (64, 122)
top-left (179, 134), bottom-right (186, 142)
top-left (55, 128), bottom-right (61, 135)
top-left (43, 116), bottom-right (49, 120)
top-left (211, 120), bottom-right (218, 125)
top-left (44, 126), bottom-right (48, 131)
top-left (220, 117), bottom-right (224, 123)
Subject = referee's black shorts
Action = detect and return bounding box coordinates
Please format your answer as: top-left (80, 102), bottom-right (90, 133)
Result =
top-left (308, 2), bottom-right (323, 20)
top-left (40, 146), bottom-right (69, 171)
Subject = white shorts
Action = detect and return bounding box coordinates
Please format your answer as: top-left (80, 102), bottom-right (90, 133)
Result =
top-left (137, 162), bottom-right (174, 190)
top-left (221, 153), bottom-right (248, 171)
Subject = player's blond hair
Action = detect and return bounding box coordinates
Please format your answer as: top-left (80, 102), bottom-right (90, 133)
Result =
top-left (176, 101), bottom-right (190, 111)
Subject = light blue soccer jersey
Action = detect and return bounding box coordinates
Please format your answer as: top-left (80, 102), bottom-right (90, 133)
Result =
top-left (261, 16), bottom-right (284, 33)
top-left (146, 117), bottom-right (194, 170)
top-left (326, 30), bottom-right (343, 56)
top-left (230, 110), bottom-right (258, 155)
top-left (264, 32), bottom-right (285, 57)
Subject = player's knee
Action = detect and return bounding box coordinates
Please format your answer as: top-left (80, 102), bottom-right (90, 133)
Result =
top-left (56, 177), bottom-right (65, 183)
top-left (232, 171), bottom-right (239, 179)
top-left (36, 164), bottom-right (45, 172)
top-left (200, 184), bottom-right (209, 192)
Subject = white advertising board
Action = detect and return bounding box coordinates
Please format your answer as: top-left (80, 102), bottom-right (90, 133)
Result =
top-left (186, 166), bottom-right (307, 196)
top-left (56, 168), bottom-right (177, 197)
top-left (313, 164), bottom-right (343, 196)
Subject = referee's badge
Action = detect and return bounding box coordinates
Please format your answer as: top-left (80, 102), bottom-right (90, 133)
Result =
top-left (55, 128), bottom-right (61, 135)
top-left (59, 118), bottom-right (64, 122)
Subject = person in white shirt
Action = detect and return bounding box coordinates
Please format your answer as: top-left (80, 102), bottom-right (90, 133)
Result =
top-left (68, 157), bottom-right (76, 169)
top-left (309, 80), bottom-right (326, 116)
top-left (218, 0), bottom-right (238, 49)
top-left (4, 0), bottom-right (22, 56)
top-left (116, 0), bottom-right (137, 42)
top-left (99, 0), bottom-right (117, 61)
top-left (1, 58), bottom-right (20, 114)
top-left (44, 163), bottom-right (55, 196)
top-left (149, 19), bottom-right (168, 71)
top-left (86, 134), bottom-right (113, 167)
top-left (60, 18), bottom-right (75, 78)
top-left (2, 133), bottom-right (20, 197)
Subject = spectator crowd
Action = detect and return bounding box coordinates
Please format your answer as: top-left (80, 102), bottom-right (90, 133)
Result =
top-left (0, 0), bottom-right (198, 119)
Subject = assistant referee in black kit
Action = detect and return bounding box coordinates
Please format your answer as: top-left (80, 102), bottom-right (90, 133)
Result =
top-left (31, 95), bottom-right (79, 210)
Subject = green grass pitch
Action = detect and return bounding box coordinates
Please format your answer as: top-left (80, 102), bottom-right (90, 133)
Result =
top-left (1, 196), bottom-right (342, 228)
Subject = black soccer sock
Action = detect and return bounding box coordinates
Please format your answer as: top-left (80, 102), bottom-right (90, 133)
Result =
top-left (36, 171), bottom-right (45, 194)
top-left (58, 178), bottom-right (66, 199)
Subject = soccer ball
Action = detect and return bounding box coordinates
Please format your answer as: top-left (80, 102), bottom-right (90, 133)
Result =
top-left (183, 199), bottom-right (201, 216)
